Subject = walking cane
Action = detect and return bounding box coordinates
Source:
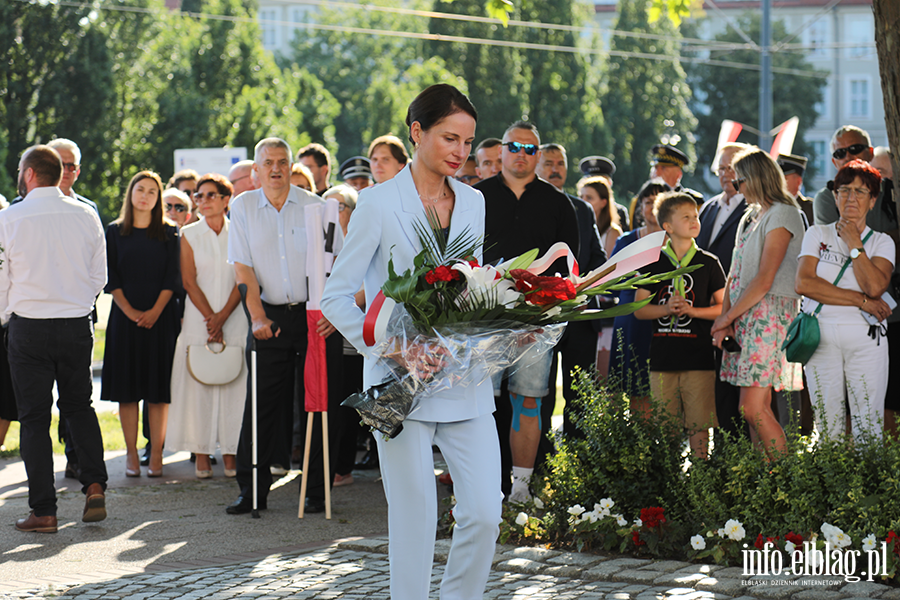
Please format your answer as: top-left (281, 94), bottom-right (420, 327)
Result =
top-left (238, 283), bottom-right (278, 519)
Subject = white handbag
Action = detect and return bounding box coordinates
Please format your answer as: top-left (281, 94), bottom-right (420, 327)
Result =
top-left (186, 342), bottom-right (244, 385)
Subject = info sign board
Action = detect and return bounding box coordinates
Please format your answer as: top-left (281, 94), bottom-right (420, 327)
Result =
top-left (173, 147), bottom-right (248, 178)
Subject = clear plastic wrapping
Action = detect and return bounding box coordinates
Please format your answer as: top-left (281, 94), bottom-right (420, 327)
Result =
top-left (342, 305), bottom-right (565, 438)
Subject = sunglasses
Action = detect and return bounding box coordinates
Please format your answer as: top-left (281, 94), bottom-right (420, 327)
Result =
top-left (731, 178), bottom-right (746, 190)
top-left (505, 141), bottom-right (539, 156)
top-left (832, 143), bottom-right (867, 160)
top-left (165, 203), bottom-right (188, 213)
top-left (62, 162), bottom-right (80, 172)
top-left (193, 191), bottom-right (223, 201)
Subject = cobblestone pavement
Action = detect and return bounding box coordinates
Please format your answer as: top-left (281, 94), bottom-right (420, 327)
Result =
top-left (4, 535), bottom-right (899, 600)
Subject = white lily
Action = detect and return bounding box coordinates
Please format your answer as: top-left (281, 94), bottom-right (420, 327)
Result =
top-left (451, 262), bottom-right (520, 309)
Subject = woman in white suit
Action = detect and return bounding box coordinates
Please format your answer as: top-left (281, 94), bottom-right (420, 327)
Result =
top-left (322, 84), bottom-right (501, 600)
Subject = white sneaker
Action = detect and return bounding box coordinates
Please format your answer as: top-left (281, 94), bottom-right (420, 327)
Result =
top-left (270, 464), bottom-right (288, 476)
top-left (509, 479), bottom-right (532, 504)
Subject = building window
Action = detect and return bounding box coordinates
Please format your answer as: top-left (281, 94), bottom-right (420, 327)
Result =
top-left (847, 77), bottom-right (871, 120)
top-left (803, 16), bottom-right (830, 59)
top-left (844, 14), bottom-right (874, 60)
top-left (810, 140), bottom-right (827, 175)
top-left (814, 82), bottom-right (830, 124)
top-left (259, 9), bottom-right (279, 49)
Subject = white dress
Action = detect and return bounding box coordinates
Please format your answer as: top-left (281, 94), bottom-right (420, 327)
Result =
top-left (167, 217), bottom-right (248, 455)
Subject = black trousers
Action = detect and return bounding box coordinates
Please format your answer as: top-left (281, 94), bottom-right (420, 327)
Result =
top-left (235, 303), bottom-right (336, 504)
top-left (335, 352), bottom-right (364, 475)
top-left (8, 315), bottom-right (107, 517)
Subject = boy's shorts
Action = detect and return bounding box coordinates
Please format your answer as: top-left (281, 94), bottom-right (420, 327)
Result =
top-left (649, 370), bottom-right (718, 433)
top-left (491, 341), bottom-right (553, 398)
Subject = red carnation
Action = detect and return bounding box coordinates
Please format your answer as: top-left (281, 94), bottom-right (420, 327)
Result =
top-left (640, 507), bottom-right (666, 529)
top-left (425, 265), bottom-right (460, 285)
top-left (632, 530), bottom-right (646, 547)
top-left (509, 269), bottom-right (576, 306)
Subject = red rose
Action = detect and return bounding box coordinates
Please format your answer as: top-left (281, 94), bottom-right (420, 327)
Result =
top-left (755, 533), bottom-right (765, 550)
top-left (509, 269), bottom-right (576, 306)
top-left (425, 265), bottom-right (460, 285)
top-left (632, 530), bottom-right (646, 547)
top-left (785, 532), bottom-right (803, 545)
top-left (639, 507), bottom-right (666, 529)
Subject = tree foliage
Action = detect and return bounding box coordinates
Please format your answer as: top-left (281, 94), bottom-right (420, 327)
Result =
top-left (287, 0), bottom-right (463, 161)
top-left (601, 0), bottom-right (697, 200)
top-left (683, 14), bottom-right (828, 187)
top-left (1, 0), bottom-right (333, 222)
top-left (427, 0), bottom-right (610, 191)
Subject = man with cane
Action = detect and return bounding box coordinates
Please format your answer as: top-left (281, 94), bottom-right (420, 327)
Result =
top-left (226, 137), bottom-right (335, 515)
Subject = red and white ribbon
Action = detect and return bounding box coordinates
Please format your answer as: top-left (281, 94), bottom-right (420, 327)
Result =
top-left (524, 242), bottom-right (579, 277)
top-left (578, 230), bottom-right (667, 288)
top-left (362, 290), bottom-right (396, 347)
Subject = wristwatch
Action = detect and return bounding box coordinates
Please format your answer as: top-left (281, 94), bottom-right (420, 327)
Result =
top-left (850, 247), bottom-right (866, 259)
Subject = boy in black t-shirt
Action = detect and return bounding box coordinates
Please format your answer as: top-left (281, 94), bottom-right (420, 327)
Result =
top-left (635, 192), bottom-right (726, 458)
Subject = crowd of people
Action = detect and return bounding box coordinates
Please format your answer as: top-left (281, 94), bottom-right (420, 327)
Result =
top-left (0, 81), bottom-right (897, 598)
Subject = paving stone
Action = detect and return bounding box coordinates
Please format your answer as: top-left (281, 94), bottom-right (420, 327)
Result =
top-left (840, 581), bottom-right (892, 597)
top-left (494, 558), bottom-right (544, 575)
top-left (653, 572), bottom-right (709, 587)
top-left (545, 552), bottom-right (607, 568)
top-left (791, 591), bottom-right (844, 600)
top-left (638, 560), bottom-right (692, 573)
top-left (336, 538), bottom-right (390, 553)
top-left (508, 547), bottom-right (560, 562)
top-left (743, 584), bottom-right (795, 599)
top-left (695, 576), bottom-right (748, 596)
top-left (539, 565), bottom-right (585, 579)
top-left (881, 590), bottom-right (900, 600)
top-left (611, 569), bottom-right (661, 584)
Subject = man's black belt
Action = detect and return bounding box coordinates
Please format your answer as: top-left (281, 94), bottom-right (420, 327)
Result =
top-left (262, 301), bottom-right (306, 312)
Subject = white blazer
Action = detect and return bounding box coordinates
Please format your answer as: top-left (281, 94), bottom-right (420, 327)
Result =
top-left (321, 165), bottom-right (494, 423)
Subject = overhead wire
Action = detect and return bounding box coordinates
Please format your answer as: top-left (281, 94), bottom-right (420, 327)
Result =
top-left (20, 0), bottom-right (831, 79)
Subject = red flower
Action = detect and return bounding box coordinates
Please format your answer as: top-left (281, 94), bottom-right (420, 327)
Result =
top-left (632, 530), bottom-right (646, 547)
top-left (509, 270), bottom-right (576, 306)
top-left (425, 265), bottom-right (460, 285)
top-left (640, 507), bottom-right (666, 529)
top-left (755, 534), bottom-right (765, 550)
top-left (785, 532), bottom-right (803, 545)
top-left (887, 531), bottom-right (900, 555)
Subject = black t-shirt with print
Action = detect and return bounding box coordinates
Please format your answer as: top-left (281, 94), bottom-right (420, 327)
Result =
top-left (637, 248), bottom-right (726, 371)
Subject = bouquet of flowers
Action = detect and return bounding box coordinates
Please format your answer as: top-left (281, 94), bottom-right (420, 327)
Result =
top-left (343, 211), bottom-right (698, 438)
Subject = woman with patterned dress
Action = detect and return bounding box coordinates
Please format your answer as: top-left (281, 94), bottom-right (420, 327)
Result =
top-left (711, 148), bottom-right (804, 459)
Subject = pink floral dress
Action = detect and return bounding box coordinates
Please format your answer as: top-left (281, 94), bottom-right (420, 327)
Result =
top-left (721, 221), bottom-right (803, 391)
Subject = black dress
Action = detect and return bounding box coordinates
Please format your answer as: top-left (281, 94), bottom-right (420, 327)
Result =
top-left (100, 223), bottom-right (181, 404)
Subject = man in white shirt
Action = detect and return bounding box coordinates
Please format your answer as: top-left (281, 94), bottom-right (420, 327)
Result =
top-left (0, 145), bottom-right (108, 533)
top-left (227, 137), bottom-right (336, 515)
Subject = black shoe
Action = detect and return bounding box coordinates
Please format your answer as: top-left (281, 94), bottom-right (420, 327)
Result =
top-left (304, 498), bottom-right (326, 514)
top-left (140, 448), bottom-right (151, 467)
top-left (64, 462), bottom-right (81, 479)
top-left (225, 496), bottom-right (266, 514)
top-left (354, 449), bottom-right (380, 470)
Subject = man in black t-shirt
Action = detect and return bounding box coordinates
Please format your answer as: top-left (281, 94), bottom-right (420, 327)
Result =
top-left (475, 121), bottom-right (579, 503)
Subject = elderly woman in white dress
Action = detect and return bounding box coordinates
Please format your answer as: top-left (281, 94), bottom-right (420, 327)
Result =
top-left (168, 173), bottom-right (248, 478)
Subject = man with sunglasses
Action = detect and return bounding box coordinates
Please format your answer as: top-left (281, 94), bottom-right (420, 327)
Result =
top-left (476, 121), bottom-right (579, 503)
top-left (813, 125), bottom-right (878, 226)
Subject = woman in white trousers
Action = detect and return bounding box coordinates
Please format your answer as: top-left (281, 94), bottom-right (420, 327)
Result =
top-left (322, 84), bottom-right (502, 600)
top-left (795, 159), bottom-right (894, 440)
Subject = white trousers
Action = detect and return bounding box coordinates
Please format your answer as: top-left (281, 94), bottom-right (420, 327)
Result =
top-left (805, 322), bottom-right (888, 441)
top-left (376, 413), bottom-right (502, 600)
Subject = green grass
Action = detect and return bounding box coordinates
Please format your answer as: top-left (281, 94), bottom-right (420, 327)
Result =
top-left (93, 327), bottom-right (106, 362)
top-left (0, 411), bottom-right (133, 459)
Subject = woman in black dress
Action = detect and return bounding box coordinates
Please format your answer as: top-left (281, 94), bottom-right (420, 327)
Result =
top-left (101, 171), bottom-right (180, 477)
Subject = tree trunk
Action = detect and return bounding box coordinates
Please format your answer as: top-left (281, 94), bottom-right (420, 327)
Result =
top-left (874, 0), bottom-right (900, 186)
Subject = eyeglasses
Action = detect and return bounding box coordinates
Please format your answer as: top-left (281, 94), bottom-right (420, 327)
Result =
top-left (193, 191), bottom-right (223, 202)
top-left (338, 203), bottom-right (351, 212)
top-left (457, 175), bottom-right (479, 184)
top-left (832, 143), bottom-right (868, 160)
top-left (731, 178), bottom-right (746, 190)
top-left (835, 186), bottom-right (872, 200)
top-left (715, 166), bottom-right (734, 177)
top-left (505, 141), bottom-right (539, 156)
top-left (229, 174), bottom-right (249, 185)
top-left (62, 162), bottom-right (80, 172)
top-left (165, 203), bottom-right (188, 213)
